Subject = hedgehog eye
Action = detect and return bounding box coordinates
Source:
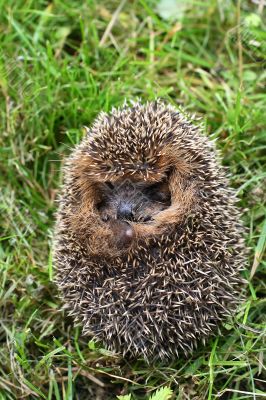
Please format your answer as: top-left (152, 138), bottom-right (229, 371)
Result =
top-left (152, 191), bottom-right (171, 203)
top-left (146, 182), bottom-right (171, 204)
top-left (105, 181), bottom-right (115, 190)
top-left (96, 199), bottom-right (106, 211)
top-left (156, 191), bottom-right (171, 202)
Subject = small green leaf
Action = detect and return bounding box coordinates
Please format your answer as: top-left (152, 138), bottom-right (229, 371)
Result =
top-left (149, 386), bottom-right (173, 400)
top-left (88, 340), bottom-right (96, 350)
top-left (244, 13), bottom-right (261, 28)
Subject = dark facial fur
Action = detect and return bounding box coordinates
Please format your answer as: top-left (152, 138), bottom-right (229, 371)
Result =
top-left (98, 179), bottom-right (171, 223)
top-left (94, 178), bottom-right (172, 249)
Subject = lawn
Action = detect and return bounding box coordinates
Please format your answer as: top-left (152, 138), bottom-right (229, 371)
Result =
top-left (0, 0), bottom-right (265, 399)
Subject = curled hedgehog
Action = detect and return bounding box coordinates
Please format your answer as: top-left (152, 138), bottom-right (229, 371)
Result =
top-left (54, 100), bottom-right (246, 362)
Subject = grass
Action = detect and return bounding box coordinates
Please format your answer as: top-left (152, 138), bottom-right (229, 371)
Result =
top-left (0, 0), bottom-right (265, 399)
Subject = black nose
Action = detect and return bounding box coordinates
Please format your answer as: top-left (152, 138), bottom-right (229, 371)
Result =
top-left (117, 202), bottom-right (134, 221)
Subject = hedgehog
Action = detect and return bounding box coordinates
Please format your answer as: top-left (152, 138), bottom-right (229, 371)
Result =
top-left (54, 100), bottom-right (246, 362)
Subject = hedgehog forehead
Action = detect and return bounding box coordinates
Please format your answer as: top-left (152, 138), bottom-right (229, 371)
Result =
top-left (87, 105), bottom-right (176, 159)
top-left (85, 127), bottom-right (173, 181)
top-left (89, 130), bottom-right (165, 162)
top-left (82, 140), bottom-right (166, 182)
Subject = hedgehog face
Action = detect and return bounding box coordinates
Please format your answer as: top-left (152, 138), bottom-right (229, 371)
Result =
top-left (66, 103), bottom-right (199, 253)
top-left (69, 145), bottom-right (197, 254)
top-left (96, 179), bottom-right (171, 224)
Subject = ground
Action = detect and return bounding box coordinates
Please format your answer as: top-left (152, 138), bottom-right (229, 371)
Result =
top-left (0, 0), bottom-right (265, 399)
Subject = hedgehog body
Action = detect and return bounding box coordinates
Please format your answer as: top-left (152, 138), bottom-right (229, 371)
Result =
top-left (54, 101), bottom-right (246, 362)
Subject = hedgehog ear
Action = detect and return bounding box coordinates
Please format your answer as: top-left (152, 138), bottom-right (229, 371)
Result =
top-left (160, 167), bottom-right (173, 183)
top-left (166, 167), bottom-right (174, 178)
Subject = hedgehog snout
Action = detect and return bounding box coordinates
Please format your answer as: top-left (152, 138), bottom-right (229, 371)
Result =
top-left (109, 220), bottom-right (135, 249)
top-left (116, 200), bottom-right (136, 222)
